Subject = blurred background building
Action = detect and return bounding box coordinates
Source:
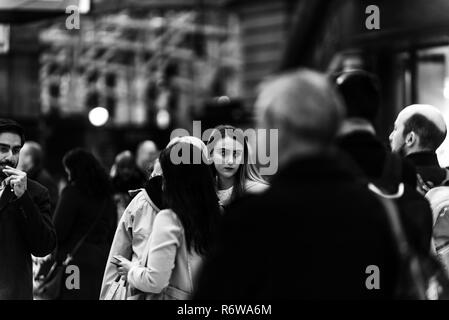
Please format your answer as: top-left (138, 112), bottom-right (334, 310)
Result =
top-left (3, 0), bottom-right (449, 178)
top-left (0, 0), bottom-right (295, 180)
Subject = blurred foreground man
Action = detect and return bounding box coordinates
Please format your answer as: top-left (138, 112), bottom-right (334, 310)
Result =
top-left (0, 119), bottom-right (56, 299)
top-left (195, 70), bottom-right (401, 299)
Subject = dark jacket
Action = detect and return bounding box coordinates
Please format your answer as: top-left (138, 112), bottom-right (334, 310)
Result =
top-left (337, 131), bottom-right (417, 188)
top-left (406, 151), bottom-right (448, 187)
top-left (53, 185), bottom-right (116, 300)
top-left (28, 167), bottom-right (59, 216)
top-left (337, 131), bottom-right (433, 255)
top-left (0, 179), bottom-right (56, 299)
top-left (195, 152), bottom-right (401, 299)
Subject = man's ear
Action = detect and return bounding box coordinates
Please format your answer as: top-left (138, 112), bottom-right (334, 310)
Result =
top-left (405, 131), bottom-right (416, 147)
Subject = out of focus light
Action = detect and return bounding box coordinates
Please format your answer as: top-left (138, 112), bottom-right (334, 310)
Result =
top-left (444, 77), bottom-right (449, 99)
top-left (149, 17), bottom-right (165, 29)
top-left (0, 25), bottom-right (9, 54)
top-left (156, 109), bottom-right (170, 129)
top-left (89, 107), bottom-right (109, 127)
top-left (216, 96), bottom-right (231, 104)
top-left (79, 0), bottom-right (91, 14)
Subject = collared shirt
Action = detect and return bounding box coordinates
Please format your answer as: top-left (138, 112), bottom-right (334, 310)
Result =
top-left (0, 179), bottom-right (6, 199)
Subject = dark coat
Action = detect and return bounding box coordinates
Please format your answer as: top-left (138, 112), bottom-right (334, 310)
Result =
top-left (0, 179), bottom-right (56, 299)
top-left (28, 167), bottom-right (59, 216)
top-left (337, 131), bottom-right (417, 188)
top-left (195, 152), bottom-right (401, 299)
top-left (53, 185), bottom-right (116, 300)
top-left (406, 151), bottom-right (448, 187)
top-left (337, 131), bottom-right (433, 256)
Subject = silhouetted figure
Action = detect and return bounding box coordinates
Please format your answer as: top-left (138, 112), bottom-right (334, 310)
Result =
top-left (53, 149), bottom-right (116, 300)
top-left (110, 150), bottom-right (146, 222)
top-left (335, 70), bottom-right (433, 257)
top-left (18, 141), bottom-right (59, 216)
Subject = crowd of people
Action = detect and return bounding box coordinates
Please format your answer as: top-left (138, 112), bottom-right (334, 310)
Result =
top-left (2, 68), bottom-right (449, 299)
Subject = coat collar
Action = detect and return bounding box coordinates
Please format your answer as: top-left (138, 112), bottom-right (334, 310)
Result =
top-left (406, 151), bottom-right (440, 167)
top-left (272, 149), bottom-right (363, 186)
top-left (0, 185), bottom-right (15, 213)
top-left (337, 119), bottom-right (376, 137)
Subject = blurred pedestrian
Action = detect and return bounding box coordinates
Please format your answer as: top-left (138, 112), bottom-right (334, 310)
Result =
top-left (334, 70), bottom-right (418, 188)
top-left (110, 150), bottom-right (146, 222)
top-left (334, 70), bottom-right (433, 257)
top-left (207, 125), bottom-right (268, 207)
top-left (0, 119), bottom-right (56, 299)
top-left (52, 148), bottom-right (117, 299)
top-left (17, 141), bottom-right (59, 216)
top-left (136, 140), bottom-right (159, 179)
top-left (195, 69), bottom-right (402, 299)
top-left (115, 136), bottom-right (221, 299)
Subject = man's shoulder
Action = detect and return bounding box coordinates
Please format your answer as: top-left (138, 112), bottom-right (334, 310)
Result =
top-left (36, 169), bottom-right (57, 186)
top-left (337, 130), bottom-right (382, 148)
top-left (27, 177), bottom-right (49, 196)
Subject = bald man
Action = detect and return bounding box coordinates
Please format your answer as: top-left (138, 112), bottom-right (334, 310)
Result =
top-left (390, 104), bottom-right (448, 189)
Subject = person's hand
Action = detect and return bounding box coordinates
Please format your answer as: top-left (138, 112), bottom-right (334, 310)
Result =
top-left (116, 256), bottom-right (134, 280)
top-left (3, 166), bottom-right (27, 198)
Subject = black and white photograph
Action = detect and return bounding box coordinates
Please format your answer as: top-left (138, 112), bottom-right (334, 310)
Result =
top-left (1, 0), bottom-right (449, 312)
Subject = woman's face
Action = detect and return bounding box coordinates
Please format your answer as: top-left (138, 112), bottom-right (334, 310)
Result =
top-left (212, 136), bottom-right (244, 180)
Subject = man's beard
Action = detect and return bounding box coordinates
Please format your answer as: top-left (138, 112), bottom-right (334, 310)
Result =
top-left (391, 143), bottom-right (407, 157)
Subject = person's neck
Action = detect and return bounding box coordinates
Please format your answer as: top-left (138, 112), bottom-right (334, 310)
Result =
top-left (217, 175), bottom-right (234, 190)
top-left (278, 143), bottom-right (328, 170)
top-left (405, 148), bottom-right (435, 157)
top-left (337, 118), bottom-right (376, 137)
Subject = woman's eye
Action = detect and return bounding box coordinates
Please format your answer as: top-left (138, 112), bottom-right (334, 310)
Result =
top-left (221, 150), bottom-right (226, 157)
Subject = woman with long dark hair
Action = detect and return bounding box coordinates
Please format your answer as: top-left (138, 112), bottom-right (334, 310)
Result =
top-left (53, 148), bottom-right (116, 299)
top-left (115, 137), bottom-right (221, 299)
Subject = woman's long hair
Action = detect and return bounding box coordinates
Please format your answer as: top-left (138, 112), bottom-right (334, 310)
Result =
top-left (159, 139), bottom-right (220, 255)
top-left (63, 148), bottom-right (112, 198)
top-left (207, 125), bottom-right (268, 201)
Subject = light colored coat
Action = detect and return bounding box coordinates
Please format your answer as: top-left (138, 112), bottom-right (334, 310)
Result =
top-left (127, 209), bottom-right (203, 299)
top-left (99, 189), bottom-right (159, 299)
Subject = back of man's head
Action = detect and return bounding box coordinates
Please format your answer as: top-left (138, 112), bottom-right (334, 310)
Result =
top-left (256, 69), bottom-right (345, 153)
top-left (333, 70), bottom-right (380, 123)
top-left (400, 104), bottom-right (447, 152)
top-left (136, 140), bottom-right (159, 173)
top-left (18, 141), bottom-right (43, 173)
